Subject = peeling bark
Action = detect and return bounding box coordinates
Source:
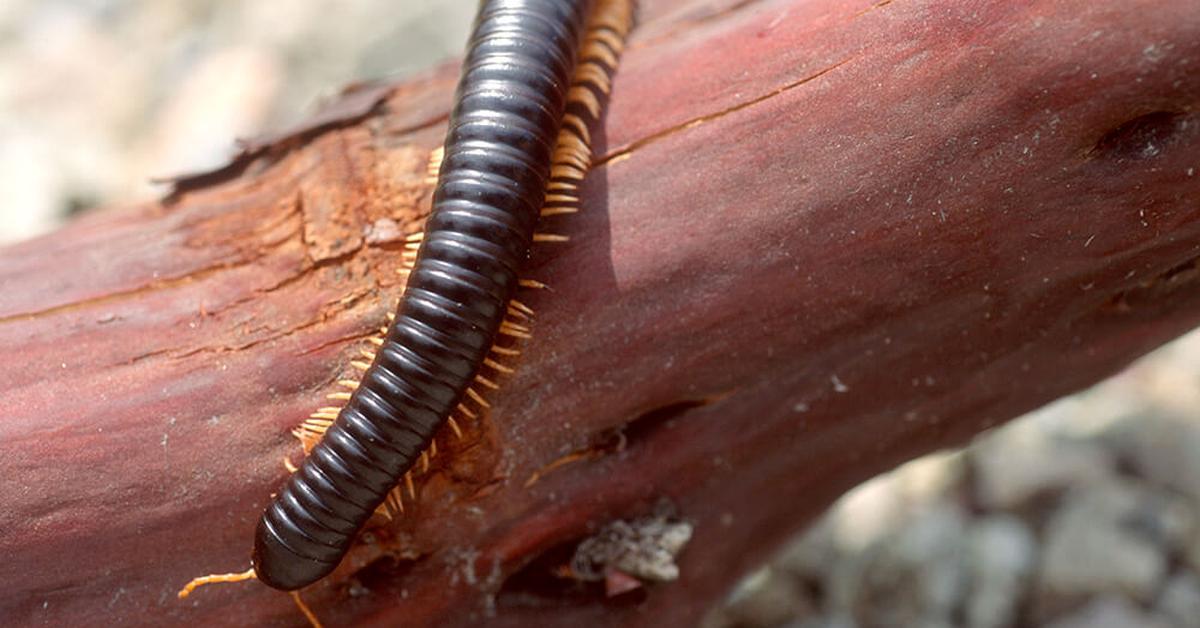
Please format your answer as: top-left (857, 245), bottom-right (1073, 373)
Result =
top-left (2, 0), bottom-right (1199, 626)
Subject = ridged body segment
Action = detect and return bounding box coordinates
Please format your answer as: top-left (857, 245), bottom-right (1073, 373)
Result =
top-left (252, 0), bottom-right (593, 591)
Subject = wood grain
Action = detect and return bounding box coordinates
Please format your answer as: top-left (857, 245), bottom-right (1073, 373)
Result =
top-left (1, 0), bottom-right (1198, 625)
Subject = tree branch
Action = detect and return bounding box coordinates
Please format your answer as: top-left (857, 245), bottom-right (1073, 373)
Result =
top-left (1, 0), bottom-right (1198, 625)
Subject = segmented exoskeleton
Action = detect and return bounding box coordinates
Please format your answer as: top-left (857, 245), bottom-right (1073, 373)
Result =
top-left (254, 0), bottom-right (596, 591)
top-left (179, 0), bottom-right (633, 613)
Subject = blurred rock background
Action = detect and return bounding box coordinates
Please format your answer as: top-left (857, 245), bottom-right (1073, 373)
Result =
top-left (705, 333), bottom-right (1200, 628)
top-left (3, 2), bottom-right (1199, 626)
top-left (0, 0), bottom-right (475, 244)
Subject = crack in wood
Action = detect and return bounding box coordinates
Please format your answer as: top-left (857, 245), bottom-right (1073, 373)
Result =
top-left (595, 58), bottom-right (852, 167)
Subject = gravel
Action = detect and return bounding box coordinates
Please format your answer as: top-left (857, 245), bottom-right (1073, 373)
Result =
top-left (707, 331), bottom-right (1200, 627)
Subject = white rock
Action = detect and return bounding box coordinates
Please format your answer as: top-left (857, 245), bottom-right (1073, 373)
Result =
top-left (827, 469), bottom-right (911, 555)
top-left (1037, 481), bottom-right (1168, 605)
top-left (776, 513), bottom-right (839, 582)
top-left (893, 450), bottom-right (965, 505)
top-left (793, 456), bottom-right (969, 626)
top-left (1102, 412), bottom-right (1200, 504)
top-left (1044, 595), bottom-right (1172, 628)
top-left (721, 566), bottom-right (812, 628)
top-left (964, 516), bottom-right (1037, 628)
top-left (781, 613), bottom-right (856, 628)
top-left (855, 502), bottom-right (968, 627)
top-left (1155, 572), bottom-right (1200, 628)
top-left (971, 419), bottom-right (1113, 510)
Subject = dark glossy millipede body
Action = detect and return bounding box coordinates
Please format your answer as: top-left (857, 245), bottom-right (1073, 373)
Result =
top-left (252, 0), bottom-right (594, 591)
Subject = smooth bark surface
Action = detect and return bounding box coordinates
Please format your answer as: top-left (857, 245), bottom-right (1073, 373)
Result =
top-left (2, 0), bottom-right (1199, 625)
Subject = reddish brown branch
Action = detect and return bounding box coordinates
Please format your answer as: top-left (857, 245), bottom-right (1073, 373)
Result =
top-left (1, 0), bottom-right (1198, 625)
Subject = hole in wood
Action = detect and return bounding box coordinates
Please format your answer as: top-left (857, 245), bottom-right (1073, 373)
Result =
top-left (1090, 110), bottom-right (1185, 161)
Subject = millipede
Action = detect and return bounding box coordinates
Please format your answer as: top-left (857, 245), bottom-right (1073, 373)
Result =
top-left (178, 0), bottom-right (633, 624)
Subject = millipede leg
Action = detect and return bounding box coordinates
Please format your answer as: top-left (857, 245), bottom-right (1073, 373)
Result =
top-left (465, 386), bottom-right (492, 408)
top-left (532, 233), bottom-right (570, 242)
top-left (447, 416), bottom-right (463, 439)
top-left (425, 146), bottom-right (445, 184)
top-left (292, 591), bottom-right (324, 628)
top-left (519, 278), bottom-right (547, 290)
top-left (490, 345), bottom-right (521, 357)
top-left (378, 486), bottom-right (405, 519)
top-left (483, 357), bottom-right (514, 374)
top-left (177, 567), bottom-right (256, 599)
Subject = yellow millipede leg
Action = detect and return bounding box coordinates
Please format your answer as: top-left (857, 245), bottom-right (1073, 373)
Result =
top-left (177, 567), bottom-right (256, 599)
top-left (292, 591), bottom-right (323, 628)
